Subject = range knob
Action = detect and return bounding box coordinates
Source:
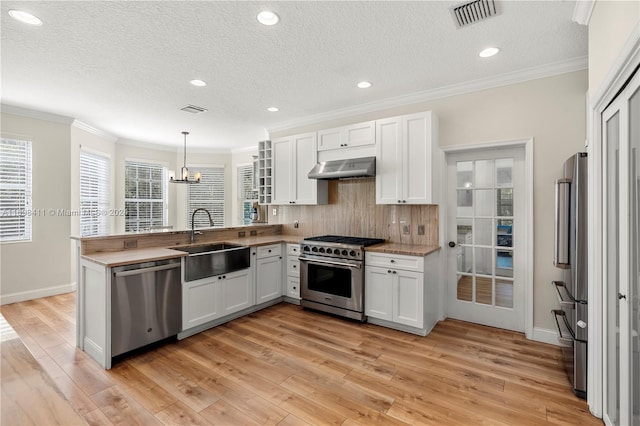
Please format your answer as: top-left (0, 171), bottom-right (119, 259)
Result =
top-left (341, 249), bottom-right (348, 256)
top-left (318, 247), bottom-right (325, 253)
top-left (326, 248), bottom-right (332, 254)
top-left (312, 247), bottom-right (318, 252)
top-left (303, 245), bottom-right (310, 252)
top-left (349, 250), bottom-right (356, 257)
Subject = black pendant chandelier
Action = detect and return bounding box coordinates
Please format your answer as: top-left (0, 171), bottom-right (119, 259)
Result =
top-left (170, 131), bottom-right (201, 184)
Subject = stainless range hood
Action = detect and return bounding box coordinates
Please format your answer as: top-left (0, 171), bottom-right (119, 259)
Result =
top-left (308, 156), bottom-right (376, 180)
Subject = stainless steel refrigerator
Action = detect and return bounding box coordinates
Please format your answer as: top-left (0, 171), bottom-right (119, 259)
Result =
top-left (551, 152), bottom-right (588, 399)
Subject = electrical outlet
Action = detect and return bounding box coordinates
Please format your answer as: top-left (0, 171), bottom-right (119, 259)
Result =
top-left (238, 231), bottom-right (246, 237)
top-left (250, 230), bottom-right (257, 236)
top-left (272, 208), bottom-right (277, 216)
top-left (124, 239), bottom-right (137, 249)
top-left (402, 225), bottom-right (410, 235)
top-left (294, 220), bottom-right (299, 228)
top-left (418, 225), bottom-right (425, 235)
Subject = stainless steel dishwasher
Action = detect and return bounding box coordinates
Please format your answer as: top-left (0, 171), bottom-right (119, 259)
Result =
top-left (111, 258), bottom-right (181, 357)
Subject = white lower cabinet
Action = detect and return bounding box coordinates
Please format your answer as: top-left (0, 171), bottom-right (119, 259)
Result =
top-left (256, 244), bottom-right (283, 304)
top-left (221, 269), bottom-right (253, 316)
top-left (285, 243), bottom-right (301, 301)
top-left (365, 252), bottom-right (430, 331)
top-left (183, 277), bottom-right (221, 330)
top-left (183, 268), bottom-right (252, 330)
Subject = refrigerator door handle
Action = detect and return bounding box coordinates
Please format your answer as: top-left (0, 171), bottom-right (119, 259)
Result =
top-left (551, 280), bottom-right (576, 308)
top-left (554, 178), bottom-right (571, 268)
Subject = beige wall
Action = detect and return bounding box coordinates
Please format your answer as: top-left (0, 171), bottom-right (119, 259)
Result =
top-left (1, 112), bottom-right (72, 302)
top-left (271, 70), bottom-right (588, 332)
top-left (588, 0), bottom-right (640, 93)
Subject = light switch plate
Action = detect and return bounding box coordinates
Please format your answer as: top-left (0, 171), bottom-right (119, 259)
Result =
top-left (418, 225), bottom-right (425, 235)
top-left (272, 208), bottom-right (277, 216)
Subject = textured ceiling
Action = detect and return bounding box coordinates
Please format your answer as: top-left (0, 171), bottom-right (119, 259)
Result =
top-left (1, 1), bottom-right (587, 150)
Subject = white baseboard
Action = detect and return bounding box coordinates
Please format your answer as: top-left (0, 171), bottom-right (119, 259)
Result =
top-left (532, 326), bottom-right (561, 346)
top-left (0, 282), bottom-right (76, 305)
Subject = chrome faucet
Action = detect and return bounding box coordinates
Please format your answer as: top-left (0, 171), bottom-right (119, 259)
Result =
top-left (191, 208), bottom-right (214, 244)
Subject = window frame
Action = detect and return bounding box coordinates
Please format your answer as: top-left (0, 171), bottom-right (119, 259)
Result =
top-left (0, 137), bottom-right (33, 243)
top-left (124, 159), bottom-right (168, 233)
top-left (79, 148), bottom-right (111, 237)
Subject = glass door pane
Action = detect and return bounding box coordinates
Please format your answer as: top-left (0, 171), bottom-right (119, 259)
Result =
top-left (629, 85), bottom-right (639, 424)
top-left (606, 110), bottom-right (621, 425)
top-left (455, 159), bottom-right (514, 308)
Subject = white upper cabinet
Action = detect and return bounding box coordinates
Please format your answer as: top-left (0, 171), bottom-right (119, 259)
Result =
top-left (317, 121), bottom-right (376, 162)
top-left (375, 111), bottom-right (439, 204)
top-left (272, 133), bottom-right (328, 205)
top-left (318, 121), bottom-right (375, 151)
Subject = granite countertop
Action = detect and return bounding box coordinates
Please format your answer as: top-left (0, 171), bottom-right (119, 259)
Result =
top-left (81, 234), bottom-right (439, 267)
top-left (365, 242), bottom-right (441, 256)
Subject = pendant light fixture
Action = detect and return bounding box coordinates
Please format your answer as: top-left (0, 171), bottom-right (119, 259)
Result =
top-left (170, 131), bottom-right (201, 184)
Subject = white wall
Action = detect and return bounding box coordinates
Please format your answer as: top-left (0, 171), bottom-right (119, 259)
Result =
top-left (588, 0), bottom-right (640, 93)
top-left (271, 70), bottom-right (589, 332)
top-left (1, 112), bottom-right (73, 303)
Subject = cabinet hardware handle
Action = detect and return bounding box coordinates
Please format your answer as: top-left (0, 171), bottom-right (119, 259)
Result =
top-left (293, 286), bottom-right (297, 290)
top-left (387, 270), bottom-right (391, 273)
top-left (448, 241), bottom-right (456, 248)
top-left (392, 271), bottom-right (397, 274)
top-left (390, 259), bottom-right (396, 263)
top-left (619, 293), bottom-right (627, 300)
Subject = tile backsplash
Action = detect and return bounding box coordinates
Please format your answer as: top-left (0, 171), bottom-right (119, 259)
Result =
top-left (269, 178), bottom-right (439, 246)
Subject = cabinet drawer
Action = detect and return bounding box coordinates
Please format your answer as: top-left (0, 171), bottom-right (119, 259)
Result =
top-left (257, 244), bottom-right (282, 259)
top-left (365, 252), bottom-right (424, 272)
top-left (287, 243), bottom-right (301, 256)
top-left (286, 276), bottom-right (300, 299)
top-left (287, 258), bottom-right (300, 277)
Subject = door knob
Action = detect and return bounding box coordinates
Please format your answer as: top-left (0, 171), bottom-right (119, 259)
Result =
top-left (448, 241), bottom-right (456, 248)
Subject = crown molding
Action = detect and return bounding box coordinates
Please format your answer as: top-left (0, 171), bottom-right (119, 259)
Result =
top-left (72, 120), bottom-right (118, 142)
top-left (116, 138), bottom-right (180, 153)
top-left (230, 145), bottom-right (258, 155)
top-left (572, 0), bottom-right (596, 26)
top-left (267, 57), bottom-right (588, 134)
top-left (0, 104), bottom-right (74, 124)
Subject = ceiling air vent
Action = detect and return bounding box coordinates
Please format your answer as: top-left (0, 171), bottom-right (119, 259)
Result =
top-left (450, 0), bottom-right (499, 29)
top-left (180, 104), bottom-right (208, 114)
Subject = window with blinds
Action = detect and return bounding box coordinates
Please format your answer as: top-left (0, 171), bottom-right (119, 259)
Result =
top-left (80, 150), bottom-right (110, 237)
top-left (125, 160), bottom-right (166, 232)
top-left (0, 138), bottom-right (32, 242)
top-left (238, 164), bottom-right (258, 225)
top-left (186, 167), bottom-right (225, 228)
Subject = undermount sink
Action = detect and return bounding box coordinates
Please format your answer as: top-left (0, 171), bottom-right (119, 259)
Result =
top-left (172, 243), bottom-right (250, 282)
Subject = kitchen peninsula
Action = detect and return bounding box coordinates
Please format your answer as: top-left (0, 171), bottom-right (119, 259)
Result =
top-left (74, 223), bottom-right (439, 369)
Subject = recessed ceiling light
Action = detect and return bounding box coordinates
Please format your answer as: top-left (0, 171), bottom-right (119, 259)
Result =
top-left (8, 10), bottom-right (43, 26)
top-left (357, 81), bottom-right (372, 89)
top-left (257, 11), bottom-right (279, 26)
top-left (267, 107), bottom-right (279, 112)
top-left (479, 47), bottom-right (500, 58)
top-left (190, 79), bottom-right (207, 87)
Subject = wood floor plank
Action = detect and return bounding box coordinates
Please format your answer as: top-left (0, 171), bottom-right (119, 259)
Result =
top-left (0, 294), bottom-right (602, 426)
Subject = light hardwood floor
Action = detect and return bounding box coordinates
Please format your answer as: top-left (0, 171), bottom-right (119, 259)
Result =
top-left (1, 293), bottom-right (601, 425)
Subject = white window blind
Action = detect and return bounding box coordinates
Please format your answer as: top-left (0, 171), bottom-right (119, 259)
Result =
top-left (80, 150), bottom-right (110, 237)
top-left (0, 138), bottom-right (32, 242)
top-left (186, 167), bottom-right (225, 228)
top-left (125, 160), bottom-right (166, 232)
top-left (238, 164), bottom-right (258, 225)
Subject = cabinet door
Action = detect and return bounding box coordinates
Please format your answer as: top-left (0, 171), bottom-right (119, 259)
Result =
top-left (293, 133), bottom-right (319, 204)
top-left (286, 276), bottom-right (300, 299)
top-left (364, 266), bottom-right (393, 321)
top-left (183, 279), bottom-right (220, 330)
top-left (256, 256), bottom-right (283, 304)
top-left (317, 127), bottom-right (342, 151)
top-left (375, 117), bottom-right (403, 204)
top-left (394, 269), bottom-right (424, 328)
top-left (344, 121), bottom-right (375, 148)
top-left (221, 269), bottom-right (253, 316)
top-left (403, 112), bottom-right (434, 204)
top-left (272, 137), bottom-right (292, 205)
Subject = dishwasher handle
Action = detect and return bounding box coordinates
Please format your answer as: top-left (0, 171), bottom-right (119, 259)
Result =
top-left (113, 262), bottom-right (180, 277)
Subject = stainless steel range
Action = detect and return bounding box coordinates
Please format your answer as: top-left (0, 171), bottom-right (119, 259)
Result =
top-left (299, 235), bottom-right (384, 321)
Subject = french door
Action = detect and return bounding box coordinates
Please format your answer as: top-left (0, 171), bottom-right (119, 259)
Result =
top-left (602, 67), bottom-right (639, 426)
top-left (446, 146), bottom-right (526, 332)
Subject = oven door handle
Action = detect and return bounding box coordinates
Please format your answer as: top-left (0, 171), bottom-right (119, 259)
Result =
top-left (299, 257), bottom-right (362, 269)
